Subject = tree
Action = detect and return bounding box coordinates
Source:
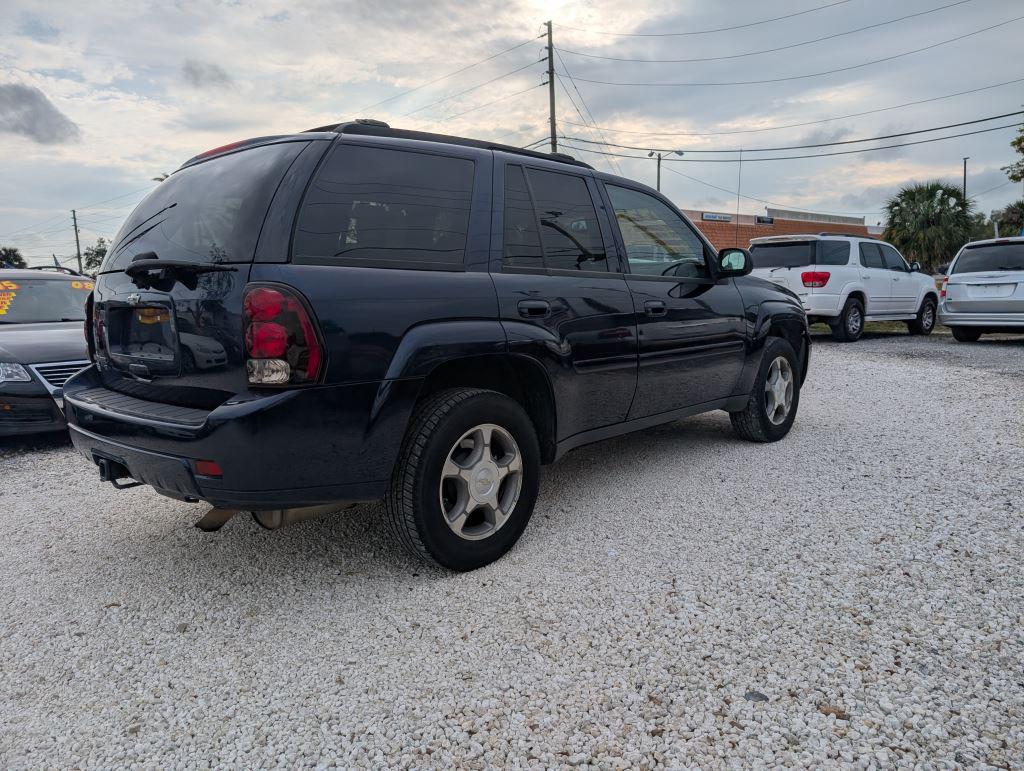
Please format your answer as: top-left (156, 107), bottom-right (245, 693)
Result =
top-left (882, 182), bottom-right (973, 272)
top-left (82, 237), bottom-right (108, 274)
top-left (0, 246), bottom-right (28, 268)
top-left (1004, 126), bottom-right (1024, 183)
top-left (992, 200), bottom-right (1024, 237)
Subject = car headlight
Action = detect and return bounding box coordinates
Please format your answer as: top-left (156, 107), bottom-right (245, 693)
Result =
top-left (0, 362), bottom-right (32, 383)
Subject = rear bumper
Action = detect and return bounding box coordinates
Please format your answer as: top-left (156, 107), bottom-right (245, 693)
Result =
top-left (938, 308), bottom-right (1024, 327)
top-left (64, 366), bottom-right (420, 509)
top-left (802, 293), bottom-right (841, 318)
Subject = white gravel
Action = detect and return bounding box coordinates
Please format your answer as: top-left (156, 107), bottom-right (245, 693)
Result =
top-left (1, 333), bottom-right (1022, 768)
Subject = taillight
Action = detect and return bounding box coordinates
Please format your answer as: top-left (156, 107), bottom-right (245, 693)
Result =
top-left (940, 276), bottom-right (949, 298)
top-left (801, 271), bottom-right (830, 288)
top-left (242, 284), bottom-right (324, 386)
top-left (84, 293), bottom-right (95, 361)
top-left (194, 459), bottom-right (223, 478)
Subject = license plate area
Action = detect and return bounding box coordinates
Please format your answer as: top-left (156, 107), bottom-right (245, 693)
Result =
top-left (105, 303), bottom-right (179, 375)
top-left (967, 283), bottom-right (1014, 298)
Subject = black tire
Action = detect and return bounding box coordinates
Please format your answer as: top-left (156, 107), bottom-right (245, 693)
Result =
top-left (730, 337), bottom-right (801, 443)
top-left (830, 297), bottom-right (864, 342)
top-left (384, 388), bottom-right (540, 571)
top-left (181, 348), bottom-right (197, 374)
top-left (907, 296), bottom-right (937, 335)
top-left (951, 327), bottom-right (982, 343)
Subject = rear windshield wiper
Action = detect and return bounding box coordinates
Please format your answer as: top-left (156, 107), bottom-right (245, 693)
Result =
top-left (125, 252), bottom-right (236, 290)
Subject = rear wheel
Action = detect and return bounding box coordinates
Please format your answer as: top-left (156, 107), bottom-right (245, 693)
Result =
top-left (730, 337), bottom-right (801, 443)
top-left (385, 388), bottom-right (540, 571)
top-left (907, 296), bottom-right (937, 335)
top-left (951, 327), bottom-right (982, 343)
top-left (830, 297), bottom-right (864, 342)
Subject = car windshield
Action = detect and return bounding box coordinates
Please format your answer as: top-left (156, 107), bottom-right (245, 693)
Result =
top-left (0, 277), bottom-right (93, 324)
top-left (750, 242), bottom-right (814, 268)
top-left (952, 242), bottom-right (1024, 274)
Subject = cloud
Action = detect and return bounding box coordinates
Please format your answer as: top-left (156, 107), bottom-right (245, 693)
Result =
top-left (182, 59), bottom-right (233, 88)
top-left (0, 83), bottom-right (80, 144)
top-left (18, 13), bottom-right (60, 41)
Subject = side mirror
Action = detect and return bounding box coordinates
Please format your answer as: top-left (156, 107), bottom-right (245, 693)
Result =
top-left (909, 261), bottom-right (922, 272)
top-left (717, 247), bottom-right (752, 277)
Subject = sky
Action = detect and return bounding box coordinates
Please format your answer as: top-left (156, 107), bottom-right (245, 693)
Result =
top-left (1, 0), bottom-right (1022, 266)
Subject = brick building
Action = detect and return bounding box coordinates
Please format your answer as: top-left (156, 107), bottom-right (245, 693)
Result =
top-left (684, 207), bottom-right (881, 249)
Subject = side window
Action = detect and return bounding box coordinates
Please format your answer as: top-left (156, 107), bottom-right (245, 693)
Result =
top-left (502, 166), bottom-right (542, 268)
top-left (606, 184), bottom-right (708, 278)
top-left (817, 240), bottom-right (851, 266)
top-left (859, 242), bottom-right (884, 269)
top-left (293, 144), bottom-right (474, 269)
top-left (879, 244), bottom-right (909, 272)
top-left (525, 168), bottom-right (609, 272)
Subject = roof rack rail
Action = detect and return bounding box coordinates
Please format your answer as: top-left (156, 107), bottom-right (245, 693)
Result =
top-left (304, 119), bottom-right (593, 169)
top-left (818, 232), bottom-right (869, 238)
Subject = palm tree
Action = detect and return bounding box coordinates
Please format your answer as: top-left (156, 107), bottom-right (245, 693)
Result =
top-left (882, 182), bottom-right (973, 272)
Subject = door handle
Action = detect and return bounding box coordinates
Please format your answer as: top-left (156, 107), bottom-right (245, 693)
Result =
top-left (861, 274), bottom-right (871, 280)
top-left (517, 299), bottom-right (550, 318)
top-left (893, 277), bottom-right (900, 282)
top-left (644, 300), bottom-right (667, 317)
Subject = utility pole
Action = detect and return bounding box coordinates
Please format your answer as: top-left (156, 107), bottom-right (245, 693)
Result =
top-left (962, 157), bottom-right (969, 200)
top-left (71, 209), bottom-right (82, 274)
top-left (545, 21), bottom-right (556, 154)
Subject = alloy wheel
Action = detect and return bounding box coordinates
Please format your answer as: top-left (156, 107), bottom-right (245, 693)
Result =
top-left (439, 423), bottom-right (523, 541)
top-left (764, 356), bottom-right (794, 426)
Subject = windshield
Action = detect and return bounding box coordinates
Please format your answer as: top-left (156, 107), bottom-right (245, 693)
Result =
top-left (952, 243), bottom-right (1024, 274)
top-left (750, 242), bottom-right (814, 269)
top-left (0, 277), bottom-right (93, 324)
top-left (101, 141), bottom-right (306, 272)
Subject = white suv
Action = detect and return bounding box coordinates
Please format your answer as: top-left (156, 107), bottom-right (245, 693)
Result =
top-left (749, 234), bottom-right (939, 342)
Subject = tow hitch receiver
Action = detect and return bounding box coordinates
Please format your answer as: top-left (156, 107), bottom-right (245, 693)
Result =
top-left (95, 456), bottom-right (143, 490)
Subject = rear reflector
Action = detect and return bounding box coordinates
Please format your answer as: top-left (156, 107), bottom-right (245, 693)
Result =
top-left (940, 276), bottom-right (949, 298)
top-left (194, 459), bottom-right (223, 478)
top-left (801, 271), bottom-right (830, 288)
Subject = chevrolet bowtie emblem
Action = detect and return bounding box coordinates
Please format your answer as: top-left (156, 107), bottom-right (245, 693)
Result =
top-left (126, 293), bottom-right (141, 305)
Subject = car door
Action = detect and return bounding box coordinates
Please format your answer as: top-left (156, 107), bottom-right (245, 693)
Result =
top-left (857, 242), bottom-right (892, 314)
top-left (600, 182), bottom-right (746, 419)
top-left (491, 161), bottom-right (637, 441)
top-left (878, 243), bottom-right (916, 313)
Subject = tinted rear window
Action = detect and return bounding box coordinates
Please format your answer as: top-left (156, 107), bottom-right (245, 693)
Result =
top-left (293, 144), bottom-right (474, 270)
top-left (750, 242), bottom-right (813, 268)
top-left (0, 277), bottom-right (93, 323)
top-left (102, 142), bottom-right (306, 272)
top-left (818, 241), bottom-right (851, 266)
top-left (953, 243), bottom-right (1024, 274)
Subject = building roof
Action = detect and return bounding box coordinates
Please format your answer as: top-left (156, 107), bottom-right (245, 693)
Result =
top-left (684, 209), bottom-right (878, 250)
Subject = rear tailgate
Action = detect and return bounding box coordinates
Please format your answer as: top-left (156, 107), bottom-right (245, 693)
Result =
top-left (946, 242), bottom-right (1024, 314)
top-left (91, 140), bottom-right (311, 409)
top-left (749, 241), bottom-right (816, 302)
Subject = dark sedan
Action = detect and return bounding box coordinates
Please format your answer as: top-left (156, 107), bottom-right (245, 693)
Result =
top-left (0, 269), bottom-right (91, 436)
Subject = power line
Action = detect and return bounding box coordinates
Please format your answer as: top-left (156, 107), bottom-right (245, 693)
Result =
top-left (355, 34), bottom-right (545, 115)
top-left (557, 0), bottom-right (852, 36)
top-left (562, 77), bottom-right (1024, 137)
top-left (559, 121), bottom-right (1024, 163)
top-left (971, 180), bottom-right (1014, 199)
top-left (399, 59), bottom-right (545, 118)
top-left (563, 110), bottom-right (1024, 154)
top-left (417, 83), bottom-right (542, 127)
top-left (554, 75), bottom-right (615, 174)
top-left (563, 16), bottom-right (1023, 87)
top-left (553, 47), bottom-right (623, 176)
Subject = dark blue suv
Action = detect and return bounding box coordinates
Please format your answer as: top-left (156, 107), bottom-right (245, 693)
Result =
top-left (66, 120), bottom-right (810, 570)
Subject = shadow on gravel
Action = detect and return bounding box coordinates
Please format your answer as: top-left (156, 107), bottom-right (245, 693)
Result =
top-left (0, 431), bottom-right (71, 458)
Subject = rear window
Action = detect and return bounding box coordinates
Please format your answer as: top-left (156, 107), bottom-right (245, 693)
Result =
top-left (0, 277), bottom-right (93, 323)
top-left (818, 241), bottom-right (851, 266)
top-left (952, 242), bottom-right (1024, 274)
top-left (102, 141), bottom-right (306, 272)
top-left (293, 144), bottom-right (474, 270)
top-left (750, 242), bottom-right (814, 269)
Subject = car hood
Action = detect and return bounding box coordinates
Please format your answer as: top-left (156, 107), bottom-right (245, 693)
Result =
top-left (0, 321), bottom-right (88, 364)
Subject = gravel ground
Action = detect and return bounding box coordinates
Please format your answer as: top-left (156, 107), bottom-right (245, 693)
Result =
top-left (1, 334), bottom-right (1022, 768)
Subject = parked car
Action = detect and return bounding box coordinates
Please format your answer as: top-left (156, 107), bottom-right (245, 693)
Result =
top-left (748, 234), bottom-right (939, 342)
top-left (939, 237), bottom-right (1024, 341)
top-left (0, 269), bottom-right (91, 436)
top-left (64, 120), bottom-right (810, 570)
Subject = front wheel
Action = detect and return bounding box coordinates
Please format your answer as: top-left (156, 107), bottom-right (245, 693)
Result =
top-left (730, 337), bottom-right (801, 443)
top-left (951, 327), bottom-right (983, 343)
top-left (907, 297), bottom-right (937, 335)
top-left (385, 388), bottom-right (540, 571)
